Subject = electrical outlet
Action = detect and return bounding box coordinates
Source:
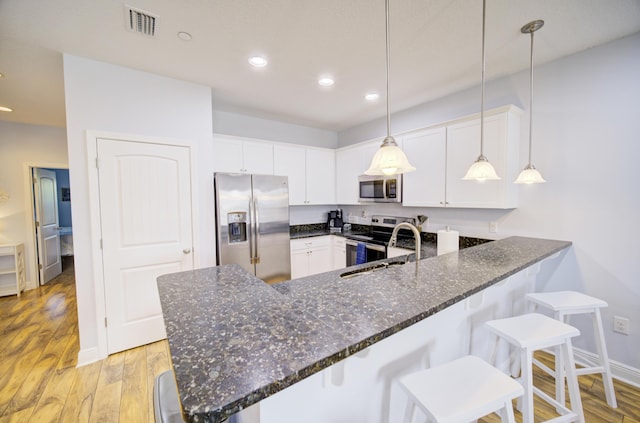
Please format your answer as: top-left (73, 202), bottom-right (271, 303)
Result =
top-left (613, 316), bottom-right (630, 335)
top-left (489, 221), bottom-right (498, 233)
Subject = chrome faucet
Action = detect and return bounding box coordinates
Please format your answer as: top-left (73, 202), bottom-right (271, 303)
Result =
top-left (389, 222), bottom-right (421, 262)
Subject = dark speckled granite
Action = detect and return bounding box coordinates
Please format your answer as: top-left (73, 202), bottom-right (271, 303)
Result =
top-left (157, 236), bottom-right (571, 423)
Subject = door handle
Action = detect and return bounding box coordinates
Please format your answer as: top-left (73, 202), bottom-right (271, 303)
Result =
top-left (182, 248), bottom-right (191, 254)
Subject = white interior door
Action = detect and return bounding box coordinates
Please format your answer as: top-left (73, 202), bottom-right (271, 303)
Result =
top-left (34, 168), bottom-right (62, 284)
top-left (97, 138), bottom-right (194, 354)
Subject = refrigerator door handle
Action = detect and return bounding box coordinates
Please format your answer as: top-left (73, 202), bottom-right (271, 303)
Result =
top-left (253, 197), bottom-right (261, 264)
top-left (248, 199), bottom-right (256, 264)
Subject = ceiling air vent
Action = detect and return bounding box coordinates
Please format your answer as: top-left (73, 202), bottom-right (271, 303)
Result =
top-left (125, 5), bottom-right (158, 37)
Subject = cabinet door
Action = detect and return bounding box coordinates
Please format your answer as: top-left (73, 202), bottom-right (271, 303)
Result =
top-left (274, 145), bottom-right (307, 205)
top-left (402, 127), bottom-right (446, 207)
top-left (331, 236), bottom-right (346, 270)
top-left (213, 137), bottom-right (244, 173)
top-left (336, 140), bottom-right (381, 205)
top-left (290, 248), bottom-right (309, 279)
top-left (306, 148), bottom-right (335, 205)
top-left (446, 114), bottom-right (509, 208)
top-left (307, 246), bottom-right (332, 276)
top-left (243, 141), bottom-right (274, 175)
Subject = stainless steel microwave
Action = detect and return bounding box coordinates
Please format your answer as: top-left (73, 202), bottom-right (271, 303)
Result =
top-left (358, 174), bottom-right (402, 203)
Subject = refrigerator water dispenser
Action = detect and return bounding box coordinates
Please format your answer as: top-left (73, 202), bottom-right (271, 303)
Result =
top-left (227, 212), bottom-right (247, 243)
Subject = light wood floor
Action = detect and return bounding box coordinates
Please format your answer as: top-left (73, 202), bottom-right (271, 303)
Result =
top-left (1, 259), bottom-right (638, 422)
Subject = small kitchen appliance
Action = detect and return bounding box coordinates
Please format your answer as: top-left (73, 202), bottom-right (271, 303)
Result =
top-left (327, 209), bottom-right (343, 233)
top-left (358, 174), bottom-right (402, 203)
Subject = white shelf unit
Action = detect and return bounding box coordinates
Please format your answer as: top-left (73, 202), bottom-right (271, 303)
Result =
top-left (0, 243), bottom-right (26, 297)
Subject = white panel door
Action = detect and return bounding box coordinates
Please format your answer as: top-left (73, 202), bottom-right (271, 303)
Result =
top-left (97, 138), bottom-right (194, 354)
top-left (34, 168), bottom-right (62, 284)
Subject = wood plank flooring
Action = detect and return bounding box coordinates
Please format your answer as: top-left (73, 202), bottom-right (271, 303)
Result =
top-left (0, 258), bottom-right (638, 422)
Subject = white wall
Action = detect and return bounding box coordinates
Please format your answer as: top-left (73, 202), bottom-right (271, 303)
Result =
top-left (338, 33), bottom-right (640, 373)
top-left (63, 54), bottom-right (215, 363)
top-left (0, 121), bottom-right (69, 289)
top-left (212, 109), bottom-right (337, 148)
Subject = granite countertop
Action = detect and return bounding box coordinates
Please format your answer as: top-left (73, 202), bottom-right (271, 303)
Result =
top-left (157, 236), bottom-right (571, 423)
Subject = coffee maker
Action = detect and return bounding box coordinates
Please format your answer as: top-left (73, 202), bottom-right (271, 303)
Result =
top-left (327, 209), bottom-right (343, 233)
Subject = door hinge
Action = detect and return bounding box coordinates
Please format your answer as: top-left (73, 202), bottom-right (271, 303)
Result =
top-left (100, 239), bottom-right (103, 249)
top-left (32, 176), bottom-right (37, 185)
top-left (35, 221), bottom-right (39, 228)
top-left (104, 317), bottom-right (108, 327)
top-left (95, 157), bottom-right (99, 169)
top-left (39, 264), bottom-right (43, 270)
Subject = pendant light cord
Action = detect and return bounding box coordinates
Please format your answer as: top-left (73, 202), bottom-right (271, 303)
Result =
top-left (480, 0), bottom-right (486, 158)
top-left (385, 0), bottom-right (391, 139)
top-left (528, 30), bottom-right (534, 166)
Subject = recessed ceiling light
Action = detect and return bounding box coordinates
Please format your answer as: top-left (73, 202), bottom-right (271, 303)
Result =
top-left (249, 56), bottom-right (268, 67)
top-left (365, 92), bottom-right (380, 101)
top-left (318, 77), bottom-right (334, 87)
top-left (177, 31), bottom-right (192, 41)
top-left (0, 106), bottom-right (13, 112)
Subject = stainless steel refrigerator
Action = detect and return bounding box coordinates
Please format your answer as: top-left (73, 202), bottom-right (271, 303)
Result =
top-left (214, 173), bottom-right (291, 284)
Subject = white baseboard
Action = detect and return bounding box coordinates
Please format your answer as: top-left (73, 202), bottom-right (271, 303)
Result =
top-left (572, 347), bottom-right (640, 388)
top-left (76, 347), bottom-right (105, 368)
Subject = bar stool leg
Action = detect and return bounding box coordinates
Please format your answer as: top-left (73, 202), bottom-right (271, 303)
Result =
top-left (520, 348), bottom-right (535, 423)
top-left (554, 343), bottom-right (565, 413)
top-left (593, 308), bottom-right (617, 408)
top-left (402, 400), bottom-right (416, 423)
top-left (498, 400), bottom-right (517, 423)
top-left (562, 338), bottom-right (585, 423)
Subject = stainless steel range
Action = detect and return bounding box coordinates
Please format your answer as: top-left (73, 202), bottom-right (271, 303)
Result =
top-left (344, 215), bottom-right (416, 266)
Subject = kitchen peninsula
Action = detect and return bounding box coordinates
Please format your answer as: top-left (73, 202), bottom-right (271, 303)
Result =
top-left (157, 236), bottom-right (571, 423)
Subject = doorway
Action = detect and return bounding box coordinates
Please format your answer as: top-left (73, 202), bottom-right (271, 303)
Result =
top-left (31, 167), bottom-right (73, 286)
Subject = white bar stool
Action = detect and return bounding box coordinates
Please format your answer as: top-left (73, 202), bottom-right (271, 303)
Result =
top-left (485, 313), bottom-right (585, 423)
top-left (398, 355), bottom-right (523, 423)
top-left (526, 291), bottom-right (617, 408)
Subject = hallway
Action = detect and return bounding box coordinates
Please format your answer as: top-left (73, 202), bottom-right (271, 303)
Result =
top-left (0, 260), bottom-right (171, 422)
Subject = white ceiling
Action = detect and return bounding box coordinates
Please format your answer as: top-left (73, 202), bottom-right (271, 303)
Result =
top-left (1, 0), bottom-right (639, 131)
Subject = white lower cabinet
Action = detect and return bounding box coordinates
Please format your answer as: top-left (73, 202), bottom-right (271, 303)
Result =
top-left (290, 236), bottom-right (332, 279)
top-left (331, 236), bottom-right (346, 270)
top-left (387, 246), bottom-right (413, 259)
top-left (402, 105), bottom-right (521, 209)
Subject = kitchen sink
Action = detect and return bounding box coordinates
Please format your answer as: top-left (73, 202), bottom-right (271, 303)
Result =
top-left (339, 257), bottom-right (411, 279)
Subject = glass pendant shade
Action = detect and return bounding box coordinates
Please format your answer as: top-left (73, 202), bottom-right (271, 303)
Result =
top-left (365, 136), bottom-right (416, 175)
top-left (514, 164), bottom-right (546, 184)
top-left (365, 0), bottom-right (415, 176)
top-left (462, 155), bottom-right (500, 181)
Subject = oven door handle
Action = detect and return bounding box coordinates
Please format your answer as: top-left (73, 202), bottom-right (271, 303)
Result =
top-left (345, 239), bottom-right (386, 253)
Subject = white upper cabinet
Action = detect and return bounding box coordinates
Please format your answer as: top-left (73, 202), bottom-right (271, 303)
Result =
top-left (213, 135), bottom-right (274, 174)
top-left (274, 144), bottom-right (336, 205)
top-left (446, 108), bottom-right (520, 208)
top-left (402, 127), bottom-right (447, 207)
top-left (336, 140), bottom-right (380, 205)
top-left (402, 105), bottom-right (521, 209)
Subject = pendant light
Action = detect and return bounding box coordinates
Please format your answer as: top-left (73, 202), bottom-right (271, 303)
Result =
top-left (364, 0), bottom-right (415, 176)
top-left (515, 20), bottom-right (546, 184)
top-left (462, 0), bottom-right (500, 181)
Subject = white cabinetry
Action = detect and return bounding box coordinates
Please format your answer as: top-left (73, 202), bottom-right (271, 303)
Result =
top-left (274, 145), bottom-right (336, 205)
top-left (402, 127), bottom-right (447, 207)
top-left (402, 106), bottom-right (521, 209)
top-left (213, 135), bottom-right (274, 174)
top-left (290, 236), bottom-right (332, 279)
top-left (335, 140), bottom-right (380, 204)
top-left (331, 236), bottom-right (346, 270)
top-left (387, 246), bottom-right (413, 259)
top-left (0, 243), bottom-right (26, 297)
